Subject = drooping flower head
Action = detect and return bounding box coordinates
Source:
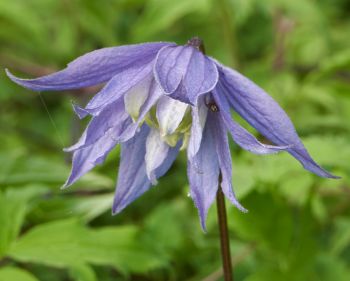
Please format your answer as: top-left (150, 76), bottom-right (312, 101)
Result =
top-left (6, 37), bottom-right (338, 230)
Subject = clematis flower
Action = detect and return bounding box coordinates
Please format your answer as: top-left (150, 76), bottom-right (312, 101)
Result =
top-left (6, 37), bottom-right (338, 230)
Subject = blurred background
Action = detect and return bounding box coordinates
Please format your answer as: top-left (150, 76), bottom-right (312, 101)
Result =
top-left (0, 0), bottom-right (349, 280)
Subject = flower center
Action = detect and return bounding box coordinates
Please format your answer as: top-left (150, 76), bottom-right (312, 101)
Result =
top-left (144, 106), bottom-right (192, 147)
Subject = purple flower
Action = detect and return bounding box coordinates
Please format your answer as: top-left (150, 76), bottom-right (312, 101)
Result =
top-left (6, 37), bottom-right (338, 230)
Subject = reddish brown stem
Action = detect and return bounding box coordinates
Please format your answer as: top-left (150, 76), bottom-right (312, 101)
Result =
top-left (216, 187), bottom-right (233, 281)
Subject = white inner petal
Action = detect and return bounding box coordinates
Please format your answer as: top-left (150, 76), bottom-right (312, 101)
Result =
top-left (197, 98), bottom-right (208, 129)
top-left (156, 96), bottom-right (189, 136)
top-left (145, 128), bottom-right (169, 184)
top-left (188, 97), bottom-right (208, 159)
top-left (124, 74), bottom-right (153, 121)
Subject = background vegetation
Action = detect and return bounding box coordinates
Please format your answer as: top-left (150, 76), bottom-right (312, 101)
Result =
top-left (0, 0), bottom-right (349, 280)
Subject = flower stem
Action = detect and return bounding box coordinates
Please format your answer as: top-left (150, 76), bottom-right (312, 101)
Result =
top-left (216, 187), bottom-right (234, 281)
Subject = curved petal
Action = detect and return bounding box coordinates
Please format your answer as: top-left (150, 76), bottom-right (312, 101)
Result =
top-left (156, 96), bottom-right (188, 136)
top-left (145, 128), bottom-right (181, 184)
top-left (124, 74), bottom-right (153, 121)
top-left (145, 128), bottom-right (170, 184)
top-left (65, 128), bottom-right (88, 153)
top-left (112, 125), bottom-right (178, 214)
top-left (64, 99), bottom-right (129, 152)
top-left (188, 117), bottom-right (220, 231)
top-left (62, 126), bottom-right (120, 188)
top-left (208, 112), bottom-right (247, 212)
top-left (118, 77), bottom-right (164, 140)
top-left (116, 78), bottom-right (164, 143)
top-left (112, 125), bottom-right (150, 214)
top-left (154, 45), bottom-right (218, 105)
top-left (215, 60), bottom-right (339, 179)
top-left (6, 42), bottom-right (173, 91)
top-left (83, 62), bottom-right (154, 116)
top-left (212, 87), bottom-right (291, 154)
top-left (154, 142), bottom-right (180, 179)
top-left (66, 78), bottom-right (163, 152)
top-left (187, 96), bottom-right (208, 159)
top-left (72, 103), bottom-right (90, 119)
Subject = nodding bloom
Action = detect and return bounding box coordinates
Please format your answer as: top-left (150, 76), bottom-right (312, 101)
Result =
top-left (6, 37), bottom-right (338, 230)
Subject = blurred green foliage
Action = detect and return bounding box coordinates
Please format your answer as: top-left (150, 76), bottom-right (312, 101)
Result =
top-left (0, 0), bottom-right (349, 280)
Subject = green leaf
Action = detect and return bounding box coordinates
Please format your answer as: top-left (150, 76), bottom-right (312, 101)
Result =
top-left (279, 173), bottom-right (313, 206)
top-left (142, 200), bottom-right (187, 257)
top-left (249, 153), bottom-right (300, 184)
top-left (226, 0), bottom-right (257, 25)
top-left (0, 151), bottom-right (113, 189)
top-left (69, 264), bottom-right (96, 281)
top-left (311, 194), bottom-right (328, 222)
top-left (330, 218), bottom-right (350, 255)
top-left (9, 219), bottom-right (164, 274)
top-left (232, 162), bottom-right (257, 199)
top-left (0, 186), bottom-right (47, 257)
top-left (244, 268), bottom-right (284, 281)
top-left (318, 49), bottom-right (350, 76)
top-left (0, 153), bottom-right (69, 186)
top-left (38, 193), bottom-right (113, 222)
top-left (303, 136), bottom-right (350, 170)
top-left (0, 266), bottom-right (39, 281)
top-left (313, 254), bottom-right (350, 281)
top-left (229, 192), bottom-right (294, 253)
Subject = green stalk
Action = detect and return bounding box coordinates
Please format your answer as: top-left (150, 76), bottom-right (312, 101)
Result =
top-left (217, 0), bottom-right (240, 69)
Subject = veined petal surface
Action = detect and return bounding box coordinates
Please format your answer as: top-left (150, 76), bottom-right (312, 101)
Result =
top-left (216, 60), bottom-right (338, 178)
top-left (64, 99), bottom-right (129, 152)
top-left (113, 125), bottom-right (178, 214)
top-left (188, 117), bottom-right (220, 231)
top-left (212, 87), bottom-right (291, 154)
top-left (63, 127), bottom-right (120, 188)
top-left (6, 42), bottom-right (173, 91)
top-left (66, 77), bottom-right (163, 152)
top-left (84, 62), bottom-right (154, 115)
top-left (112, 125), bottom-right (151, 214)
top-left (117, 78), bottom-right (164, 143)
top-left (208, 112), bottom-right (247, 212)
top-left (154, 45), bottom-right (218, 104)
